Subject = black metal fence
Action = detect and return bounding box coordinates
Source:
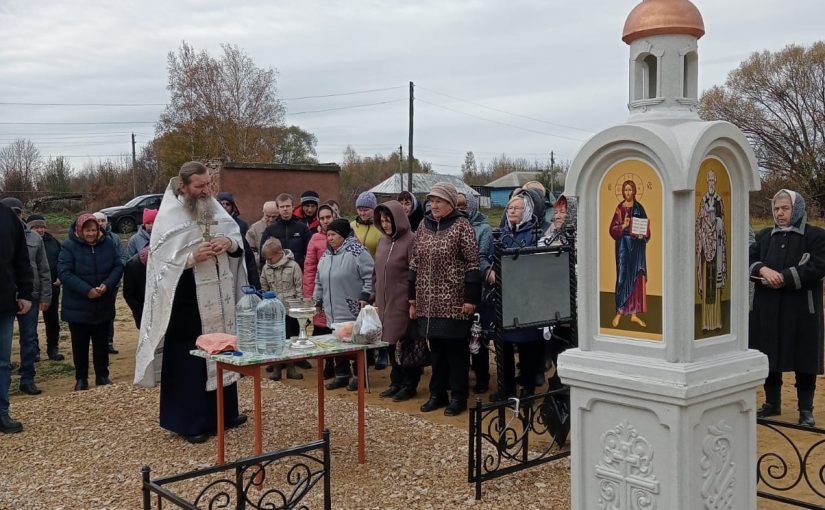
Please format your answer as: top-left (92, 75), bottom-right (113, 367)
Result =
top-left (141, 430), bottom-right (331, 510)
top-left (468, 388), bottom-right (571, 500)
top-left (757, 418), bottom-right (825, 509)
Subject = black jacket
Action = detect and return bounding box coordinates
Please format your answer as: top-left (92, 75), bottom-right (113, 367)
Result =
top-left (260, 216), bottom-right (312, 269)
top-left (0, 203), bottom-right (33, 313)
top-left (123, 252), bottom-right (147, 328)
top-left (42, 232), bottom-right (62, 283)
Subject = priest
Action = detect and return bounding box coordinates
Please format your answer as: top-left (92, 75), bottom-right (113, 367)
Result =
top-left (134, 161), bottom-right (247, 443)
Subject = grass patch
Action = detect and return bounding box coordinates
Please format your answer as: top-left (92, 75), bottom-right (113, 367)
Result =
top-left (9, 360), bottom-right (75, 395)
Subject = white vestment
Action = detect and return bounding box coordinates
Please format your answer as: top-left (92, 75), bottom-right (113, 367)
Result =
top-left (134, 179), bottom-right (247, 390)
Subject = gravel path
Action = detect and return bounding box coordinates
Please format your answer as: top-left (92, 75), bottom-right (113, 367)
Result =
top-left (0, 379), bottom-right (570, 509)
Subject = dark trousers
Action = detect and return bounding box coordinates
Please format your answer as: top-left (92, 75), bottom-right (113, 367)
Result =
top-left (69, 322), bottom-right (109, 380)
top-left (765, 370), bottom-right (817, 410)
top-left (43, 286), bottom-right (61, 350)
top-left (470, 338), bottom-right (490, 386)
top-left (428, 337), bottom-right (469, 402)
top-left (498, 340), bottom-right (544, 397)
top-left (388, 343), bottom-right (422, 389)
top-left (107, 319), bottom-right (115, 347)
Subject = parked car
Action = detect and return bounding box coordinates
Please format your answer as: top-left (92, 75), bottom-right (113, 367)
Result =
top-left (100, 194), bottom-right (163, 233)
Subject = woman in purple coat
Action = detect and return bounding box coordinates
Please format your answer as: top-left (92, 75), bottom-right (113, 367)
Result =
top-left (372, 201), bottom-right (421, 402)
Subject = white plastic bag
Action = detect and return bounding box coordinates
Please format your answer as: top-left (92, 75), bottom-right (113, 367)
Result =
top-left (353, 305), bottom-right (383, 345)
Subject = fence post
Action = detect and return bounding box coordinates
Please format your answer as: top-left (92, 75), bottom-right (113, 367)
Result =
top-left (475, 399), bottom-right (483, 501)
top-left (323, 429), bottom-right (332, 510)
top-left (141, 466), bottom-right (151, 510)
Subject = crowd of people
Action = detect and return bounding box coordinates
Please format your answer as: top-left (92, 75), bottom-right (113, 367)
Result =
top-left (2, 160), bottom-right (822, 439)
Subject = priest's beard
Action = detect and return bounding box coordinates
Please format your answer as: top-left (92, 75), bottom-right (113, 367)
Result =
top-left (183, 194), bottom-right (214, 223)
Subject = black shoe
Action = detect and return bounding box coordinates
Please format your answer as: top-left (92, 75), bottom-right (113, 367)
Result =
top-left (379, 386), bottom-right (400, 398)
top-left (226, 414), bottom-right (248, 429)
top-left (19, 382), bottom-right (42, 395)
top-left (183, 433), bottom-right (210, 444)
top-left (74, 379), bottom-right (89, 391)
top-left (34, 352), bottom-right (41, 363)
top-left (420, 395), bottom-right (449, 412)
top-left (95, 376), bottom-right (112, 386)
top-left (444, 400), bottom-right (467, 417)
top-left (108, 344), bottom-right (118, 355)
top-left (286, 366), bottom-right (304, 380)
top-left (47, 348), bottom-right (65, 361)
top-left (392, 387), bottom-right (417, 402)
top-left (799, 410), bottom-right (816, 427)
top-left (296, 360), bottom-right (312, 369)
top-left (325, 376), bottom-right (350, 390)
top-left (323, 361), bottom-right (335, 380)
top-left (0, 414), bottom-right (23, 434)
top-left (473, 382), bottom-right (489, 394)
top-left (756, 402), bottom-right (780, 418)
top-left (269, 369), bottom-right (282, 381)
top-left (347, 377), bottom-right (359, 391)
top-left (265, 365), bottom-right (275, 373)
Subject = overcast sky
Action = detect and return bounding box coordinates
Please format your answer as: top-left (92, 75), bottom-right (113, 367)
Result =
top-left (1, 0), bottom-right (822, 176)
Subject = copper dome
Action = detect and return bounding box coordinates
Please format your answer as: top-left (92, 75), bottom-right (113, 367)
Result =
top-left (622, 0), bottom-right (705, 44)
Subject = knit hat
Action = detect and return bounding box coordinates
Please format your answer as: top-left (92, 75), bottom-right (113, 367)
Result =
top-left (355, 191), bottom-right (377, 210)
top-left (143, 208), bottom-right (158, 224)
top-left (427, 182), bottom-right (458, 209)
top-left (75, 213), bottom-right (99, 238)
top-left (93, 212), bottom-right (106, 221)
top-left (1, 197), bottom-right (23, 212)
top-left (301, 190), bottom-right (320, 205)
top-left (327, 218), bottom-right (353, 239)
top-left (27, 213), bottom-right (46, 228)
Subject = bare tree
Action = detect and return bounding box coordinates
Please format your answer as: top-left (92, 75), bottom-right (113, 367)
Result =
top-left (38, 156), bottom-right (73, 194)
top-left (700, 42), bottom-right (825, 214)
top-left (158, 42), bottom-right (286, 162)
top-left (0, 138), bottom-right (41, 198)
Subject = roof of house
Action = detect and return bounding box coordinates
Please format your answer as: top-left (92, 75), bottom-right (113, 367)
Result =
top-left (485, 171), bottom-right (542, 188)
top-left (369, 172), bottom-right (480, 196)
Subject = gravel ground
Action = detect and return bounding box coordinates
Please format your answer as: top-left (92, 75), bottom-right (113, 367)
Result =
top-left (0, 379), bottom-right (570, 509)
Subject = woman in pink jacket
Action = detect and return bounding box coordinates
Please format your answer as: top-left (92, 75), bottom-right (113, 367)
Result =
top-left (303, 203), bottom-right (337, 378)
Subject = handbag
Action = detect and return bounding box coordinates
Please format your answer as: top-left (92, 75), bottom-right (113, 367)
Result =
top-left (395, 321), bottom-right (430, 368)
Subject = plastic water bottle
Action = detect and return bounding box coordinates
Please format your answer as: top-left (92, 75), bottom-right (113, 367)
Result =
top-left (257, 291), bottom-right (286, 355)
top-left (235, 286), bottom-right (261, 354)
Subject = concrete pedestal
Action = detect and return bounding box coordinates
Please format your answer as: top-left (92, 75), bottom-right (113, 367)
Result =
top-left (559, 348), bottom-right (767, 509)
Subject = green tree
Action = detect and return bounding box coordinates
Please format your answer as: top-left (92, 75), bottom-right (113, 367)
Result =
top-left (700, 42), bottom-right (825, 214)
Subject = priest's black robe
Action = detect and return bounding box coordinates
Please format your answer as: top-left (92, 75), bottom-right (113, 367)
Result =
top-left (159, 268), bottom-right (240, 436)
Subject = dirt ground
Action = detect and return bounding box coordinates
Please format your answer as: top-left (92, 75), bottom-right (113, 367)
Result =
top-left (6, 295), bottom-right (825, 509)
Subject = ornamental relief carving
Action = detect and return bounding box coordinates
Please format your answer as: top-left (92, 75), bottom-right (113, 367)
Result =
top-left (700, 420), bottom-right (736, 510)
top-left (596, 420), bottom-right (660, 510)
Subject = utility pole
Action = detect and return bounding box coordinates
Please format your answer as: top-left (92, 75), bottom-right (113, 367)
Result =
top-left (131, 133), bottom-right (137, 196)
top-left (549, 150), bottom-right (556, 195)
top-left (408, 81), bottom-right (414, 193)
top-left (399, 145), bottom-right (404, 192)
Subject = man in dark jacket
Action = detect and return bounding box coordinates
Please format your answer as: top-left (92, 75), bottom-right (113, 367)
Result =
top-left (260, 193), bottom-right (312, 269)
top-left (2, 198), bottom-right (50, 396)
top-left (0, 199), bottom-right (33, 433)
top-left (27, 214), bottom-right (65, 361)
top-left (217, 192), bottom-right (249, 237)
top-left (293, 190), bottom-right (320, 230)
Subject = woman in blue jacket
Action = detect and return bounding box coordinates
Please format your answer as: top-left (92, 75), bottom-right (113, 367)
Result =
top-left (58, 213), bottom-right (124, 390)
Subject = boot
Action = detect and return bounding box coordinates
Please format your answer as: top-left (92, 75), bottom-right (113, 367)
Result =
top-left (47, 347), bottom-right (65, 361)
top-left (798, 387), bottom-right (816, 427)
top-left (286, 364), bottom-right (304, 380)
top-left (323, 360), bottom-right (335, 379)
top-left (325, 376), bottom-right (349, 390)
top-left (269, 368), bottom-right (282, 381)
top-left (757, 384), bottom-right (781, 418)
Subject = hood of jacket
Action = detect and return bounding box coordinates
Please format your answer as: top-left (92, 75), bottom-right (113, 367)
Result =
top-left (265, 248), bottom-right (296, 269)
top-left (374, 200), bottom-right (410, 241)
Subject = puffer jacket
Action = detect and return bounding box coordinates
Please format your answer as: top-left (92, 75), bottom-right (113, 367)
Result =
top-left (260, 249), bottom-right (303, 301)
top-left (372, 201), bottom-right (415, 344)
top-left (314, 236), bottom-right (374, 324)
top-left (59, 223), bottom-right (124, 324)
top-left (125, 226), bottom-right (151, 259)
top-left (24, 223), bottom-right (52, 303)
top-left (351, 218), bottom-right (382, 259)
top-left (465, 193), bottom-right (493, 278)
top-left (303, 229), bottom-right (329, 327)
top-left (409, 209), bottom-right (481, 339)
top-left (42, 232), bottom-right (62, 283)
top-left (499, 203), bottom-right (543, 343)
top-left (0, 204), bottom-right (33, 313)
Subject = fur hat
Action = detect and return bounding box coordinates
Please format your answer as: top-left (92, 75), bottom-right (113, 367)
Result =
top-left (301, 190), bottom-right (320, 204)
top-left (26, 213), bottom-right (46, 228)
top-left (427, 182), bottom-right (458, 209)
top-left (1, 197), bottom-right (23, 212)
top-left (327, 218), bottom-right (353, 239)
top-left (142, 208), bottom-right (158, 224)
top-left (355, 191), bottom-right (377, 210)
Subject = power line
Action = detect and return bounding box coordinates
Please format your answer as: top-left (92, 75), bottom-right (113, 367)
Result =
top-left (417, 98), bottom-right (585, 142)
top-left (0, 131), bottom-right (152, 137)
top-left (288, 98), bottom-right (406, 116)
top-left (417, 86), bottom-right (595, 135)
top-left (0, 101), bottom-right (165, 107)
top-left (283, 86), bottom-right (405, 101)
top-left (0, 121), bottom-right (156, 125)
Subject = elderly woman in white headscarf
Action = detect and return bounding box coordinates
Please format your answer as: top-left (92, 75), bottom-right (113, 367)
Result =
top-left (750, 189), bottom-right (825, 427)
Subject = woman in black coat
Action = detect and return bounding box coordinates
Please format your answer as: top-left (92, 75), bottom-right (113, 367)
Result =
top-left (750, 189), bottom-right (825, 427)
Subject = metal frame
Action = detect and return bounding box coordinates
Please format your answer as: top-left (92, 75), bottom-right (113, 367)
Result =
top-left (468, 388), bottom-right (571, 500)
top-left (756, 418), bottom-right (825, 509)
top-left (142, 430), bottom-right (331, 510)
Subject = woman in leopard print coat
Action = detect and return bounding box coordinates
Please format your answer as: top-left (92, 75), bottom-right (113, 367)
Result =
top-left (409, 182), bottom-right (481, 417)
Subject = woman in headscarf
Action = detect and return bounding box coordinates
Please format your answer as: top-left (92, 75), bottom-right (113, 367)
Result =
top-left (372, 200), bottom-right (421, 401)
top-left (314, 219), bottom-right (375, 391)
top-left (494, 192), bottom-right (546, 399)
top-left (303, 203), bottom-right (338, 378)
top-left (750, 189), bottom-right (825, 427)
top-left (410, 182), bottom-right (481, 416)
top-left (397, 190), bottom-right (425, 231)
